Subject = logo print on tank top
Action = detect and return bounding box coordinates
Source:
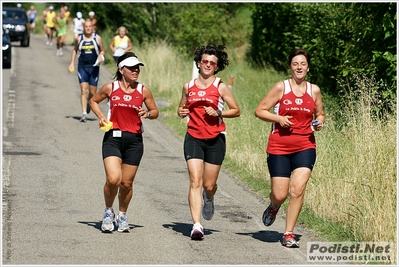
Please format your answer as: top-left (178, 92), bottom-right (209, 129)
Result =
top-left (295, 98), bottom-right (303, 105)
top-left (283, 99), bottom-right (292, 105)
top-left (123, 95), bottom-right (132, 102)
top-left (198, 91), bottom-right (206, 97)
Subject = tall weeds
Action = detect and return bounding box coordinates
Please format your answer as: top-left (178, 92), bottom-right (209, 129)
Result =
top-left (117, 43), bottom-right (397, 263)
top-left (307, 73), bottom-right (397, 258)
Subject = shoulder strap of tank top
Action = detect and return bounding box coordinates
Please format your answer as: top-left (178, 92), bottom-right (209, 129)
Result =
top-left (136, 83), bottom-right (143, 94)
top-left (213, 77), bottom-right (221, 87)
top-left (112, 81), bottom-right (119, 92)
top-left (306, 82), bottom-right (312, 96)
top-left (188, 79), bottom-right (195, 89)
top-left (283, 79), bottom-right (291, 94)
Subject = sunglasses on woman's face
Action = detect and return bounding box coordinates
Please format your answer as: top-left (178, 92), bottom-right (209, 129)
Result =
top-left (201, 59), bottom-right (217, 67)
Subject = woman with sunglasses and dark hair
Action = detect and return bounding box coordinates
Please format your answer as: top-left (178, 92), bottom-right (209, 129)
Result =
top-left (177, 44), bottom-right (240, 240)
top-left (90, 51), bottom-right (159, 233)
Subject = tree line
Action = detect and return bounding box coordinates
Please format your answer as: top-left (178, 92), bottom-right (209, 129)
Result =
top-left (15, 2), bottom-right (397, 114)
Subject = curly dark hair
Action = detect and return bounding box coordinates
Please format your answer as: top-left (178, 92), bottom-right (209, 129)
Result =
top-left (194, 44), bottom-right (229, 74)
top-left (112, 51), bottom-right (139, 80)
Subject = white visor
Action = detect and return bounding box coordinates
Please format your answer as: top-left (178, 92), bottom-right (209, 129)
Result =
top-left (118, 57), bottom-right (145, 68)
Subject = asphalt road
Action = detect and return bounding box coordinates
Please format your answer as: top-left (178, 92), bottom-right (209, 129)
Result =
top-left (2, 33), bottom-right (322, 265)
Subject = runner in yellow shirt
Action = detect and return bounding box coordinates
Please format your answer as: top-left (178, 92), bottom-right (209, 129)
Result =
top-left (45, 6), bottom-right (56, 45)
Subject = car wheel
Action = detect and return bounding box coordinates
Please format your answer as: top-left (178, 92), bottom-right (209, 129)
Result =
top-left (21, 34), bottom-right (29, 47)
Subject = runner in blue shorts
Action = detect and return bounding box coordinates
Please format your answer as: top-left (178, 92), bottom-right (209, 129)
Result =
top-left (69, 19), bottom-right (105, 122)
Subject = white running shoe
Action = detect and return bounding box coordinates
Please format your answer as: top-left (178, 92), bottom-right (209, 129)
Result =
top-left (190, 222), bottom-right (204, 240)
top-left (202, 191), bottom-right (214, 220)
top-left (101, 208), bottom-right (115, 232)
top-left (79, 114), bottom-right (87, 122)
top-left (116, 214), bottom-right (130, 232)
top-left (56, 49), bottom-right (60, 56)
top-left (59, 48), bottom-right (63, 56)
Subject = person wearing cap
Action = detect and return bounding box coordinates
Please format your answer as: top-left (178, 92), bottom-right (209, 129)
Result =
top-left (45, 6), bottom-right (56, 45)
top-left (88, 11), bottom-right (97, 32)
top-left (69, 19), bottom-right (105, 122)
top-left (73, 12), bottom-right (85, 39)
top-left (89, 51), bottom-right (159, 233)
top-left (109, 26), bottom-right (133, 65)
top-left (177, 44), bottom-right (241, 240)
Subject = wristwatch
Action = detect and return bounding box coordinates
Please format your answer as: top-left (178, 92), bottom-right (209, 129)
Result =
top-left (216, 110), bottom-right (222, 117)
top-left (146, 112), bottom-right (151, 119)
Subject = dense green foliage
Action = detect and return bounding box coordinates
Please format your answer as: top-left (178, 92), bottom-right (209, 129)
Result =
top-left (7, 2), bottom-right (397, 113)
top-left (250, 3), bottom-right (397, 112)
top-left (69, 2), bottom-right (250, 56)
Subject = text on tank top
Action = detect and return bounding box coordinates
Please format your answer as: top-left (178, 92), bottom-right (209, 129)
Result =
top-left (186, 77), bottom-right (226, 139)
top-left (108, 81), bottom-right (144, 133)
top-left (271, 79), bottom-right (315, 135)
top-left (77, 33), bottom-right (100, 66)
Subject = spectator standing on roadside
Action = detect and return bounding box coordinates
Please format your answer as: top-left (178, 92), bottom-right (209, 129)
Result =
top-left (177, 44), bottom-right (240, 240)
top-left (68, 19), bottom-right (105, 122)
top-left (55, 9), bottom-right (67, 56)
top-left (88, 11), bottom-right (97, 32)
top-left (26, 5), bottom-right (37, 34)
top-left (109, 26), bottom-right (133, 65)
top-left (254, 48), bottom-right (325, 248)
top-left (45, 6), bottom-right (56, 46)
top-left (89, 52), bottom-right (159, 233)
top-left (73, 12), bottom-right (85, 39)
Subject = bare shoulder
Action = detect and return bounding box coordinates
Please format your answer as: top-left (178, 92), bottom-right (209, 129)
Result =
top-left (311, 83), bottom-right (321, 94)
top-left (270, 80), bottom-right (285, 93)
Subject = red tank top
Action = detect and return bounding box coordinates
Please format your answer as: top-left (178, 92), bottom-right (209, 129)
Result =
top-left (266, 79), bottom-right (316, 154)
top-left (186, 77), bottom-right (226, 139)
top-left (108, 81), bottom-right (144, 133)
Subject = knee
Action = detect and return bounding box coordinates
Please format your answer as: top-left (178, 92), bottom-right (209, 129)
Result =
top-left (289, 186), bottom-right (306, 199)
top-left (119, 181), bottom-right (132, 190)
top-left (270, 191), bottom-right (288, 204)
top-left (106, 176), bottom-right (120, 188)
top-left (203, 183), bottom-right (217, 193)
top-left (189, 177), bottom-right (202, 190)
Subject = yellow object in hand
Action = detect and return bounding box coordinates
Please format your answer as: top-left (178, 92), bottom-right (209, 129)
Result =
top-left (69, 66), bottom-right (74, 73)
top-left (99, 121), bottom-right (113, 132)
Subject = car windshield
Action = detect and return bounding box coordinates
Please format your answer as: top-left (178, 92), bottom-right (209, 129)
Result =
top-left (2, 9), bottom-right (27, 20)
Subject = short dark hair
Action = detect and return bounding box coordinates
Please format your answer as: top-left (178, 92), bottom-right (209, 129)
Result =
top-left (194, 44), bottom-right (229, 74)
top-left (113, 51), bottom-right (139, 80)
top-left (288, 49), bottom-right (311, 67)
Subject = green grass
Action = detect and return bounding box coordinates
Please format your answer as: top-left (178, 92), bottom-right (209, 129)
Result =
top-left (131, 43), bottom-right (397, 265)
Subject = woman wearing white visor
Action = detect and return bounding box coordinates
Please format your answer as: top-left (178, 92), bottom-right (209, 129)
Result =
top-left (90, 52), bottom-right (159, 233)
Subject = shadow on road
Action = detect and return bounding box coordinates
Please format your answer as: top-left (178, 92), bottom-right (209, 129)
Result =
top-left (236, 230), bottom-right (302, 244)
top-left (65, 115), bottom-right (97, 122)
top-left (163, 222), bottom-right (220, 238)
top-left (77, 220), bottom-right (144, 233)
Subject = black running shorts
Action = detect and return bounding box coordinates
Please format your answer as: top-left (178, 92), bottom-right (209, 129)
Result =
top-left (183, 132), bottom-right (226, 165)
top-left (267, 148), bottom-right (316, 178)
top-left (102, 130), bottom-right (144, 166)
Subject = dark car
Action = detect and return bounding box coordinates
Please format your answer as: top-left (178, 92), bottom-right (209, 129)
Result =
top-left (2, 26), bottom-right (12, 68)
top-left (2, 7), bottom-right (30, 47)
